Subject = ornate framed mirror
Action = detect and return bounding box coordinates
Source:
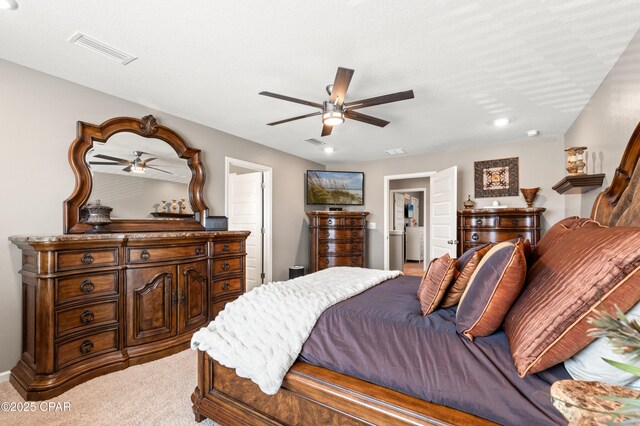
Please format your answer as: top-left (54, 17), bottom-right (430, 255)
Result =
top-left (64, 115), bottom-right (208, 233)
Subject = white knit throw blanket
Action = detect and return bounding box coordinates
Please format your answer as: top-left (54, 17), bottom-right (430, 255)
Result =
top-left (191, 267), bottom-right (401, 394)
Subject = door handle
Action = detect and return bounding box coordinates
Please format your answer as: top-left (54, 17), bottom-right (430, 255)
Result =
top-left (447, 240), bottom-right (459, 245)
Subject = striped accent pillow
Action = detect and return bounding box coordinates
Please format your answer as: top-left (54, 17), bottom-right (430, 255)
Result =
top-left (417, 254), bottom-right (458, 315)
top-left (441, 243), bottom-right (491, 308)
top-left (504, 223), bottom-right (640, 377)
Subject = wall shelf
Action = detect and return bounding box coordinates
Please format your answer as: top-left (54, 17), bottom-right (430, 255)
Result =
top-left (552, 173), bottom-right (605, 194)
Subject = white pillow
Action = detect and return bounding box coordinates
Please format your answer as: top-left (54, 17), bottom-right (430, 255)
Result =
top-left (564, 302), bottom-right (640, 385)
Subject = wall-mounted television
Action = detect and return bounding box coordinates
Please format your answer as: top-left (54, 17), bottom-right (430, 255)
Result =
top-left (306, 170), bottom-right (364, 206)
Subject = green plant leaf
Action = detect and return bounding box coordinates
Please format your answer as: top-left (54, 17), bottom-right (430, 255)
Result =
top-left (603, 358), bottom-right (640, 377)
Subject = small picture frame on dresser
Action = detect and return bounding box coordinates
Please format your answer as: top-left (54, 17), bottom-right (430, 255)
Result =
top-left (474, 157), bottom-right (519, 198)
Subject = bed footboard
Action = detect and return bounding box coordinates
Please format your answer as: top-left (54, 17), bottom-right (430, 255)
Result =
top-left (191, 351), bottom-right (496, 426)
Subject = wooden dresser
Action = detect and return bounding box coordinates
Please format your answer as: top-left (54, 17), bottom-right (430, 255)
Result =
top-left (9, 231), bottom-right (249, 401)
top-left (457, 207), bottom-right (545, 256)
top-left (307, 211), bottom-right (369, 273)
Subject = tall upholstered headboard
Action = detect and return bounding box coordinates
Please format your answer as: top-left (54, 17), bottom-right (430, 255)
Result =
top-left (591, 121), bottom-right (640, 227)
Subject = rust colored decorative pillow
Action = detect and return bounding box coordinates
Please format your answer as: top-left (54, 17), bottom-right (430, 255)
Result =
top-left (456, 241), bottom-right (527, 341)
top-left (441, 244), bottom-right (491, 308)
top-left (504, 224), bottom-right (640, 377)
top-left (417, 254), bottom-right (458, 315)
top-left (532, 216), bottom-right (597, 262)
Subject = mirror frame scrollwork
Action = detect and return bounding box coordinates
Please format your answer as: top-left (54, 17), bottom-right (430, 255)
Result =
top-left (64, 115), bottom-right (208, 233)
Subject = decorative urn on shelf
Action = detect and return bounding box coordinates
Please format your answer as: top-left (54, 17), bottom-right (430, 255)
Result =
top-left (80, 200), bottom-right (113, 233)
top-left (463, 195), bottom-right (475, 209)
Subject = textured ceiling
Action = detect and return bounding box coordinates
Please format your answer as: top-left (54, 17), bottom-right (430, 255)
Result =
top-left (1, 1), bottom-right (640, 164)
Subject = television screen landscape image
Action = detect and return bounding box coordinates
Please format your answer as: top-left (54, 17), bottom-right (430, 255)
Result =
top-left (306, 170), bottom-right (364, 205)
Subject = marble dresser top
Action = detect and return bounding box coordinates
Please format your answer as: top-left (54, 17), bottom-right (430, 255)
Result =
top-left (9, 230), bottom-right (250, 243)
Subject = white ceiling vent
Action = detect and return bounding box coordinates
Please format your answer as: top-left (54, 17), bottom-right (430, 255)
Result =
top-left (68, 31), bottom-right (137, 65)
top-left (304, 138), bottom-right (327, 146)
top-left (385, 148), bottom-right (405, 156)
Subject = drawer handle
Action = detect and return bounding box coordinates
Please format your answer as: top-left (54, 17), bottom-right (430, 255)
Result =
top-left (328, 219), bottom-right (333, 225)
top-left (223, 243), bottom-right (229, 251)
top-left (323, 258), bottom-right (329, 265)
top-left (472, 233), bottom-right (479, 241)
top-left (81, 253), bottom-right (94, 265)
top-left (179, 289), bottom-right (186, 306)
top-left (140, 249), bottom-right (151, 261)
top-left (325, 244), bottom-right (330, 251)
top-left (352, 257), bottom-right (358, 265)
top-left (80, 280), bottom-right (94, 294)
top-left (352, 244), bottom-right (357, 250)
top-left (325, 232), bottom-right (331, 238)
top-left (172, 291), bottom-right (177, 308)
top-left (80, 340), bottom-right (94, 354)
top-left (351, 219), bottom-right (356, 225)
top-left (222, 261), bottom-right (230, 271)
top-left (517, 233), bottom-right (524, 239)
top-left (222, 281), bottom-right (230, 291)
top-left (476, 219), bottom-right (482, 225)
top-left (352, 231), bottom-right (357, 237)
top-left (196, 247), bottom-right (204, 255)
top-left (512, 219), bottom-right (519, 226)
top-left (80, 310), bottom-right (94, 325)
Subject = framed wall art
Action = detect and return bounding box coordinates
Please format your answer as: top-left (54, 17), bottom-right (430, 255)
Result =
top-left (474, 157), bottom-right (519, 198)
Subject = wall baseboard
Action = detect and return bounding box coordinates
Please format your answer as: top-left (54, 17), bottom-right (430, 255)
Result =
top-left (0, 370), bottom-right (10, 383)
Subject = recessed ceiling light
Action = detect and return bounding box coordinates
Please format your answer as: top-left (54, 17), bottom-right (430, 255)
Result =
top-left (527, 130), bottom-right (540, 137)
top-left (0, 0), bottom-right (18, 10)
top-left (385, 148), bottom-right (406, 156)
top-left (493, 118), bottom-right (510, 127)
top-left (324, 147), bottom-right (334, 154)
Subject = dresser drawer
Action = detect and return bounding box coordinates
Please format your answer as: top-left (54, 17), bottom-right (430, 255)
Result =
top-left (497, 216), bottom-right (536, 229)
top-left (318, 242), bottom-right (363, 255)
top-left (127, 243), bottom-right (206, 264)
top-left (463, 216), bottom-right (497, 228)
top-left (318, 255), bottom-right (363, 270)
top-left (211, 277), bottom-right (243, 297)
top-left (56, 271), bottom-right (119, 305)
top-left (318, 229), bottom-right (364, 241)
top-left (318, 217), bottom-right (343, 227)
top-left (55, 329), bottom-right (119, 369)
top-left (212, 257), bottom-right (243, 275)
top-left (211, 297), bottom-right (234, 319)
top-left (56, 249), bottom-right (118, 272)
top-left (56, 300), bottom-right (119, 338)
top-left (212, 240), bottom-right (243, 256)
top-left (464, 230), bottom-right (534, 244)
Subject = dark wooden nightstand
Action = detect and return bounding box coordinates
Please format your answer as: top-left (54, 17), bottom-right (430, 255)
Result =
top-left (457, 207), bottom-right (546, 256)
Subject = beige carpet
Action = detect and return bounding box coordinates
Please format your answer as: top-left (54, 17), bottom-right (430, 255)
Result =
top-left (0, 350), bottom-right (218, 426)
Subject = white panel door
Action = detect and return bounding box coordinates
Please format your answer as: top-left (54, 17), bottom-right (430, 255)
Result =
top-left (429, 166), bottom-right (457, 259)
top-left (228, 172), bottom-right (263, 291)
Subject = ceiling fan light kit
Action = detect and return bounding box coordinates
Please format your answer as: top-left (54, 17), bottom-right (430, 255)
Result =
top-left (260, 67), bottom-right (414, 136)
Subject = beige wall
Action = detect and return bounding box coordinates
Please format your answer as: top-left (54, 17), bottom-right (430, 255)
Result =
top-left (564, 31), bottom-right (640, 217)
top-left (329, 137), bottom-right (566, 269)
top-left (0, 59), bottom-right (322, 373)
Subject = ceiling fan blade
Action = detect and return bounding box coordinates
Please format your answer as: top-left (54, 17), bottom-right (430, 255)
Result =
top-left (321, 124), bottom-right (333, 137)
top-left (344, 90), bottom-right (414, 111)
top-left (142, 157), bottom-right (157, 163)
top-left (267, 111), bottom-right (323, 126)
top-left (89, 161), bottom-right (122, 166)
top-left (344, 110), bottom-right (390, 128)
top-left (329, 67), bottom-right (354, 106)
top-left (146, 166), bottom-right (173, 174)
top-left (94, 154), bottom-right (131, 164)
top-left (122, 165), bottom-right (132, 172)
top-left (259, 91), bottom-right (322, 109)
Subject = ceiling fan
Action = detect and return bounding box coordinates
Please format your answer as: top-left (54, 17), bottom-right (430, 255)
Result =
top-left (259, 67), bottom-right (414, 137)
top-left (89, 151), bottom-right (172, 174)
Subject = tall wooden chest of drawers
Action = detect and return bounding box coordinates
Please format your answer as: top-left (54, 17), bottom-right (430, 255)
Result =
top-left (457, 208), bottom-right (546, 256)
top-left (307, 211), bottom-right (369, 273)
top-left (9, 230), bottom-right (249, 401)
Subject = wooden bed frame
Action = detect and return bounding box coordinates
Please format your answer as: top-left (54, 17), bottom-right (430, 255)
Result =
top-left (191, 122), bottom-right (640, 426)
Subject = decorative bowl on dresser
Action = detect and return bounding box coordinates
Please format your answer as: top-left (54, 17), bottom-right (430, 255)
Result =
top-left (457, 207), bottom-right (546, 256)
top-left (307, 211), bottom-right (369, 273)
top-left (8, 115), bottom-right (249, 401)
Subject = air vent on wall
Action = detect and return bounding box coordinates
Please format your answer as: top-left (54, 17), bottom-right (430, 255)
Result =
top-left (304, 138), bottom-right (327, 146)
top-left (67, 31), bottom-right (137, 65)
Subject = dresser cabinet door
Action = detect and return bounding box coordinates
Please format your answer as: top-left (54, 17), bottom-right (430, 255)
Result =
top-left (125, 265), bottom-right (177, 346)
top-left (178, 260), bottom-right (208, 333)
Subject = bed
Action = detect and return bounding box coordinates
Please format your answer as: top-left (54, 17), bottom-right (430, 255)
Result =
top-left (191, 122), bottom-right (640, 426)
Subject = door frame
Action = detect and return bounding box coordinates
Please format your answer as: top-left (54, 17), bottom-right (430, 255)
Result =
top-left (225, 157), bottom-right (273, 285)
top-left (383, 172), bottom-right (436, 270)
